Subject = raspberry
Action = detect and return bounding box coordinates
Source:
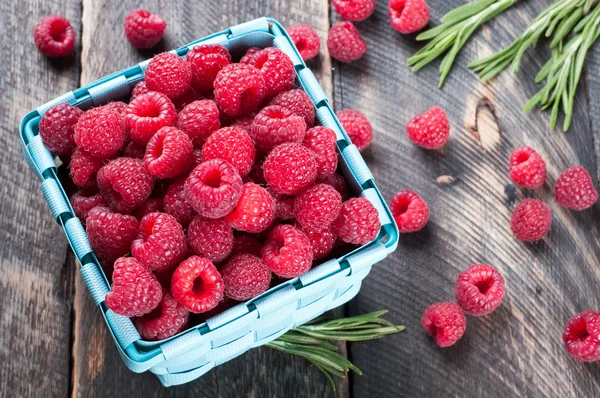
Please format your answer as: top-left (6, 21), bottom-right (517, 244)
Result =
top-left (229, 114), bottom-right (255, 132)
top-left (97, 157), bottom-right (154, 213)
top-left (239, 47), bottom-right (262, 64)
top-left (510, 199), bottom-right (552, 242)
top-left (187, 216), bottom-right (234, 263)
top-left (303, 126), bottom-right (338, 179)
top-left (134, 289), bottom-right (189, 340)
top-left (132, 212), bottom-right (188, 272)
top-left (172, 88), bottom-right (203, 112)
top-left (455, 264), bottom-right (505, 316)
top-left (144, 126), bottom-right (193, 179)
top-left (86, 206), bottom-right (138, 265)
top-left (268, 89), bottom-right (316, 127)
top-left (296, 223), bottom-right (337, 261)
top-left (294, 184), bottom-right (342, 232)
top-left (122, 141), bottom-right (146, 159)
top-left (287, 24), bottom-right (321, 61)
top-left (333, 0), bottom-right (376, 21)
top-left (232, 233), bottom-right (263, 256)
top-left (103, 101), bottom-right (128, 117)
top-left (337, 109), bottom-right (372, 151)
top-left (184, 159), bottom-right (243, 218)
top-left (327, 22), bottom-right (367, 63)
top-left (145, 52), bottom-right (192, 99)
top-left (421, 302), bottom-right (466, 348)
top-left (131, 80), bottom-right (150, 99)
top-left (124, 9), bottom-right (166, 49)
top-left (390, 190), bottom-right (429, 233)
top-left (171, 256), bottom-right (224, 313)
top-left (389, 0), bottom-right (430, 34)
top-left (74, 107), bottom-right (126, 158)
top-left (332, 197), bottom-right (381, 245)
top-left (261, 224), bottom-right (313, 278)
top-left (69, 147), bottom-right (105, 188)
top-left (224, 182), bottom-right (276, 233)
top-left (124, 91), bottom-right (177, 144)
top-left (105, 257), bottom-right (162, 317)
top-left (250, 105), bottom-right (307, 152)
top-left (554, 166), bottom-right (598, 210)
top-left (244, 47), bottom-right (296, 98)
top-left (263, 143), bottom-right (318, 195)
top-left (214, 63), bottom-right (266, 117)
top-left (164, 177), bottom-right (195, 227)
top-left (318, 173), bottom-right (349, 199)
top-left (134, 197), bottom-right (164, 220)
top-left (186, 44), bottom-right (232, 92)
top-left (274, 194), bottom-right (295, 220)
top-left (562, 310), bottom-right (600, 362)
top-left (202, 127), bottom-right (256, 176)
top-left (176, 99), bottom-right (220, 147)
top-left (406, 107), bottom-right (450, 149)
top-left (39, 103), bottom-right (83, 156)
top-left (34, 15), bottom-right (76, 58)
top-left (222, 254), bottom-right (272, 301)
top-left (509, 147), bottom-right (547, 189)
top-left (70, 190), bottom-right (107, 222)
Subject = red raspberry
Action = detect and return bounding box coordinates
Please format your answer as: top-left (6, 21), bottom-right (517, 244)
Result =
top-left (176, 99), bottom-right (220, 147)
top-left (229, 114), bottom-right (255, 132)
top-left (122, 141), bottom-right (146, 159)
top-left (554, 166), bottom-right (598, 211)
top-left (97, 157), bottom-right (154, 213)
top-left (390, 190), bottom-right (429, 233)
top-left (332, 197), bottom-right (381, 245)
top-left (318, 173), bottom-right (349, 199)
top-left (294, 184), bottom-right (342, 232)
top-left (455, 264), bottom-right (505, 316)
top-left (163, 177), bottom-right (195, 227)
top-left (34, 15), bottom-right (76, 58)
top-left (263, 143), bottom-right (318, 195)
top-left (131, 80), bottom-right (150, 99)
top-left (389, 0), bottom-right (430, 34)
top-left (239, 47), bottom-right (262, 64)
top-left (333, 0), bottom-right (376, 21)
top-left (186, 44), bottom-right (232, 92)
top-left (102, 101), bottom-right (128, 117)
top-left (124, 9), bottom-right (166, 49)
top-left (261, 224), bottom-right (313, 278)
top-left (406, 106), bottom-right (450, 149)
top-left (268, 89), bottom-right (316, 127)
top-left (509, 147), bottom-right (547, 189)
top-left (144, 126), bottom-right (193, 179)
top-left (124, 91), bottom-right (177, 144)
top-left (132, 212), bottom-right (188, 272)
top-left (232, 233), bottom-right (263, 256)
top-left (145, 52), bottom-right (192, 99)
top-left (421, 302), bottom-right (466, 348)
top-left (327, 22), bottom-right (367, 63)
top-left (202, 127), bottom-right (256, 176)
top-left (184, 159), bottom-right (243, 219)
top-left (74, 107), bottom-right (125, 158)
top-left (214, 63), bottom-right (266, 117)
top-left (563, 310), bottom-right (600, 362)
top-left (134, 197), bottom-right (164, 220)
top-left (86, 206), bottom-right (138, 265)
top-left (187, 216), bottom-right (234, 263)
top-left (39, 103), bottom-right (83, 156)
top-left (287, 24), bottom-right (321, 61)
top-left (224, 182), bottom-right (276, 233)
top-left (134, 289), bottom-right (189, 340)
top-left (296, 223), bottom-right (337, 261)
top-left (70, 190), bottom-right (107, 222)
top-left (222, 254), bottom-right (272, 301)
top-left (105, 257), bottom-right (162, 317)
top-left (510, 199), bottom-right (552, 242)
top-left (274, 194), bottom-right (295, 220)
top-left (250, 105), bottom-right (307, 152)
top-left (172, 88), bottom-right (203, 112)
top-left (171, 256), bottom-right (224, 313)
top-left (303, 126), bottom-right (338, 179)
top-left (337, 109), bottom-right (372, 151)
top-left (69, 147), bottom-right (105, 188)
top-left (243, 48), bottom-right (296, 98)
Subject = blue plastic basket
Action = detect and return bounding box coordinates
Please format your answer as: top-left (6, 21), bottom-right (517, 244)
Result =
top-left (20, 17), bottom-right (399, 386)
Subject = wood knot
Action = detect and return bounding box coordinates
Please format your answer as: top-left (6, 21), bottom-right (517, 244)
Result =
top-left (468, 97), bottom-right (502, 152)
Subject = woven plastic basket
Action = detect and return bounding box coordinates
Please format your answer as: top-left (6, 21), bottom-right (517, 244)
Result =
top-left (20, 17), bottom-right (399, 387)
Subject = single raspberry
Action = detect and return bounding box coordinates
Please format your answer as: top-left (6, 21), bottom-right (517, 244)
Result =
top-left (172, 88), bottom-right (203, 111)
top-left (124, 9), bottom-right (166, 49)
top-left (337, 109), bottom-right (373, 151)
top-left (389, 0), bottom-right (430, 34)
top-left (185, 159), bottom-right (243, 218)
top-left (406, 107), bottom-right (449, 149)
top-left (131, 80), bottom-right (150, 99)
top-left (134, 197), bottom-right (164, 220)
top-left (224, 182), bottom-right (276, 233)
top-left (97, 157), bottom-right (154, 213)
top-left (86, 206), bottom-right (138, 265)
top-left (171, 256), bottom-right (224, 313)
top-left (303, 126), bottom-right (338, 179)
top-left (333, 0), bottom-right (376, 21)
top-left (222, 254), bottom-right (271, 301)
top-left (163, 177), bottom-right (195, 227)
top-left (261, 224), bottom-right (313, 278)
top-left (318, 173), bottom-right (349, 200)
top-left (263, 143), bottom-right (318, 195)
top-left (34, 15), bottom-right (76, 58)
top-left (294, 184), bottom-right (342, 232)
top-left (144, 126), bottom-right (193, 179)
top-left (232, 233), bottom-right (263, 256)
top-left (124, 91), bottom-right (177, 144)
top-left (421, 302), bottom-right (466, 348)
top-left (122, 141), bottom-right (146, 159)
top-left (39, 103), bottom-right (83, 156)
top-left (287, 24), bottom-right (321, 61)
top-left (134, 289), bottom-right (189, 340)
top-left (250, 106), bottom-right (307, 152)
top-left (390, 190), bottom-right (429, 233)
top-left (296, 223), bottom-right (337, 261)
top-left (186, 44), bottom-right (232, 92)
top-left (239, 47), bottom-right (262, 64)
top-left (105, 257), bottom-right (162, 317)
top-left (268, 89), bottom-right (316, 127)
top-left (69, 147), bottom-right (105, 188)
top-left (229, 114), bottom-right (255, 132)
top-left (327, 22), bottom-right (367, 63)
top-left (509, 147), bottom-right (547, 189)
top-left (132, 212), bottom-right (188, 271)
top-left (176, 99), bottom-right (220, 147)
top-left (188, 216), bottom-right (234, 263)
top-left (510, 199), bottom-right (552, 242)
top-left (273, 193), bottom-right (295, 220)
top-left (74, 107), bottom-right (125, 158)
top-left (145, 52), bottom-right (192, 99)
top-left (202, 127), bottom-right (256, 176)
top-left (332, 197), bottom-right (381, 245)
top-left (554, 166), bottom-right (598, 211)
top-left (70, 190), bottom-right (107, 222)
top-left (455, 264), bottom-right (505, 316)
top-left (563, 310), bottom-right (600, 362)
top-left (214, 63), bottom-right (266, 117)
top-left (244, 47), bottom-right (296, 98)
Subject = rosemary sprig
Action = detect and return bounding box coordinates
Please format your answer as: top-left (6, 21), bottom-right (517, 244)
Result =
top-left (267, 311), bottom-right (405, 390)
top-left (407, 0), bottom-right (516, 87)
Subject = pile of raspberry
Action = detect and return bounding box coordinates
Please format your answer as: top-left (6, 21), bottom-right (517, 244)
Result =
top-left (39, 45), bottom-right (383, 341)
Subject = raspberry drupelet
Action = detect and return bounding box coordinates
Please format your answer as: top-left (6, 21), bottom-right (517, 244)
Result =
top-left (455, 264), bottom-right (505, 316)
top-left (171, 256), bottom-right (224, 313)
top-left (421, 302), bottom-right (466, 347)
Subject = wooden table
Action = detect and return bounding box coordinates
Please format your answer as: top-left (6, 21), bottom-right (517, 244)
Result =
top-left (2, 0), bottom-right (599, 396)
